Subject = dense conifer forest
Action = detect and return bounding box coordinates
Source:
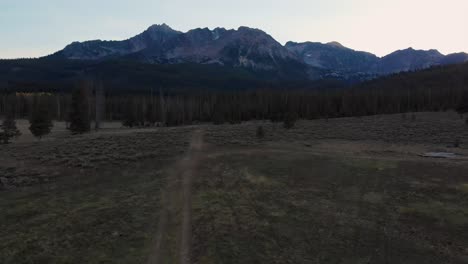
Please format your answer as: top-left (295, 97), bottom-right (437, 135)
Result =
top-left (0, 61), bottom-right (467, 127)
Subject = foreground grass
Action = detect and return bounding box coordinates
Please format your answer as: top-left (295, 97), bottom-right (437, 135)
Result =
top-left (192, 150), bottom-right (468, 264)
top-left (0, 164), bottom-right (165, 264)
top-left (2, 113), bottom-right (468, 263)
top-left (0, 128), bottom-right (192, 264)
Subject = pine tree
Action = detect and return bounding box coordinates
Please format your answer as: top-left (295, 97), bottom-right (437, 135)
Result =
top-left (256, 125), bottom-right (265, 139)
top-left (122, 99), bottom-right (137, 128)
top-left (212, 110), bottom-right (225, 125)
top-left (283, 112), bottom-right (298, 129)
top-left (94, 81), bottom-right (104, 130)
top-left (1, 114), bottom-right (21, 144)
top-left (456, 91), bottom-right (468, 115)
top-left (29, 98), bottom-right (53, 139)
top-left (145, 103), bottom-right (158, 126)
top-left (68, 86), bottom-right (91, 134)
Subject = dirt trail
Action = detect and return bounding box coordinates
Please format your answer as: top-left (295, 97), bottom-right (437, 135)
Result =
top-left (148, 130), bottom-right (204, 264)
top-left (180, 130), bottom-right (204, 264)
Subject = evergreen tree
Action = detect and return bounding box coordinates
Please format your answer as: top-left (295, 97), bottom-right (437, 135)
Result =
top-left (29, 98), bottom-right (53, 139)
top-left (456, 91), bottom-right (468, 125)
top-left (456, 92), bottom-right (468, 114)
top-left (145, 103), bottom-right (158, 126)
top-left (256, 125), bottom-right (265, 139)
top-left (1, 113), bottom-right (21, 144)
top-left (283, 112), bottom-right (298, 129)
top-left (68, 86), bottom-right (91, 134)
top-left (136, 100), bottom-right (145, 126)
top-left (122, 99), bottom-right (137, 128)
top-left (212, 110), bottom-right (225, 125)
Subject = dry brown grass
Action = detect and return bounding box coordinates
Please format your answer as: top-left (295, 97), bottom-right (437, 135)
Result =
top-left (1, 111), bottom-right (468, 263)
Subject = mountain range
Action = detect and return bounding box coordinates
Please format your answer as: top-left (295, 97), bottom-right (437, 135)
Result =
top-left (50, 24), bottom-right (468, 81)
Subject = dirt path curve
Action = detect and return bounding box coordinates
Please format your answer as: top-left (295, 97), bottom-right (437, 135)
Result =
top-left (148, 130), bottom-right (204, 264)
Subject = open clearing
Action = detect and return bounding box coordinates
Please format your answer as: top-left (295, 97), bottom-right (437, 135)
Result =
top-left (1, 112), bottom-right (468, 263)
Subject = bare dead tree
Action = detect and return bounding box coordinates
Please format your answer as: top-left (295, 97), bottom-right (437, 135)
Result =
top-left (95, 80), bottom-right (105, 130)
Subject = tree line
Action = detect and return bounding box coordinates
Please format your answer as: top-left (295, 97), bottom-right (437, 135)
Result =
top-left (0, 87), bottom-right (89, 143)
top-left (1, 82), bottom-right (467, 126)
top-left (1, 62), bottom-right (467, 141)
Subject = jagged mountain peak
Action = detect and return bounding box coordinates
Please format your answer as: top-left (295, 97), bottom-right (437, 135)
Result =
top-left (52, 24), bottom-right (468, 81)
top-left (234, 26), bottom-right (273, 40)
top-left (147, 23), bottom-right (178, 33)
top-left (211, 27), bottom-right (228, 40)
top-left (142, 24), bottom-right (182, 40)
top-left (237, 26), bottom-right (264, 32)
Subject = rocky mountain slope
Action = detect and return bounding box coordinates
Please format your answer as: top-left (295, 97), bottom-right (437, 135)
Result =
top-left (286, 42), bottom-right (468, 79)
top-left (53, 24), bottom-right (310, 79)
top-left (50, 24), bottom-right (468, 81)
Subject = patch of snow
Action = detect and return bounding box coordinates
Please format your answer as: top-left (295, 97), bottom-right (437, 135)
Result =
top-left (212, 30), bottom-right (220, 40)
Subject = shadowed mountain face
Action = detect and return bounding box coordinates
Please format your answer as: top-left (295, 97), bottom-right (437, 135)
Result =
top-left (46, 24), bottom-right (468, 81)
top-left (53, 24), bottom-right (309, 79)
top-left (286, 42), bottom-right (468, 78)
top-left (376, 48), bottom-right (445, 74)
top-left (376, 48), bottom-right (468, 73)
top-left (285, 41), bottom-right (379, 79)
top-left (57, 24), bottom-right (182, 60)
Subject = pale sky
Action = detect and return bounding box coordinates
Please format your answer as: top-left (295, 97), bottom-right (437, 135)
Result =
top-left (1, 0), bottom-right (467, 58)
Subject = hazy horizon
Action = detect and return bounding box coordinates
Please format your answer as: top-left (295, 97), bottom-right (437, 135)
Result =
top-left (1, 0), bottom-right (467, 59)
